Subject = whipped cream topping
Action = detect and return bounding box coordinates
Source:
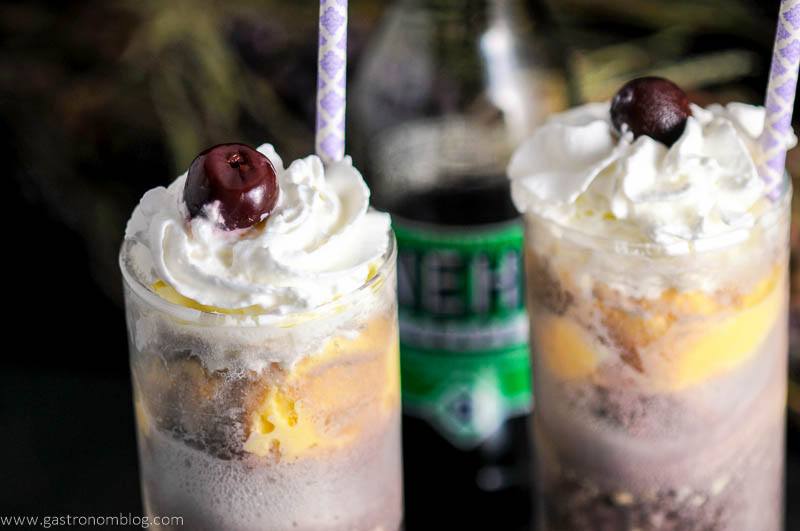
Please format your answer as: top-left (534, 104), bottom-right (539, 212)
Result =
top-left (125, 144), bottom-right (391, 313)
top-left (508, 101), bottom-right (796, 254)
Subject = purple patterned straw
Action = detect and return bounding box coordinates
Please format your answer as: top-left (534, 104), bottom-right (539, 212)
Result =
top-left (760, 0), bottom-right (800, 199)
top-left (315, 0), bottom-right (348, 164)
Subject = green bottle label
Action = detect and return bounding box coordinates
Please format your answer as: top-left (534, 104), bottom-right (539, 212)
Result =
top-left (395, 218), bottom-right (532, 449)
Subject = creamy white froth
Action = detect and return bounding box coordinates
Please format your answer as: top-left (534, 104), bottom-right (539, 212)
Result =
top-left (508, 101), bottom-right (796, 254)
top-left (125, 144), bottom-right (391, 313)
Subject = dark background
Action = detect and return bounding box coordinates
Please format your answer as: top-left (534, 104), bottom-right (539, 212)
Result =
top-left (2, 0), bottom-right (799, 526)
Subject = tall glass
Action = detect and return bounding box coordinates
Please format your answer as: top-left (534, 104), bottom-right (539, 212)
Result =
top-left (524, 180), bottom-right (790, 530)
top-left (120, 234), bottom-right (402, 531)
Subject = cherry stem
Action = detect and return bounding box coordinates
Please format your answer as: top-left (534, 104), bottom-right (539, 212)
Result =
top-left (227, 153), bottom-right (242, 169)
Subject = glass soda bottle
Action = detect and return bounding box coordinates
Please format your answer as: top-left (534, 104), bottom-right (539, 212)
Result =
top-left (350, 0), bottom-right (570, 528)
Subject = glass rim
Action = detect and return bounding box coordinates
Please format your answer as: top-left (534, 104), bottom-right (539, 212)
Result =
top-left (522, 172), bottom-right (792, 257)
top-left (119, 228), bottom-right (397, 323)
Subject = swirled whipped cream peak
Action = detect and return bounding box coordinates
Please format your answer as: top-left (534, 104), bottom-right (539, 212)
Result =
top-left (125, 143), bottom-right (391, 313)
top-left (508, 78), bottom-right (796, 254)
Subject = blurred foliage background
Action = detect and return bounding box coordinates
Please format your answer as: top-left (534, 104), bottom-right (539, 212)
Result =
top-left (2, 0), bottom-right (791, 339)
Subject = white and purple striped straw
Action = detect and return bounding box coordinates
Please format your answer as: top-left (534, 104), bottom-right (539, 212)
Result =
top-left (760, 0), bottom-right (800, 199)
top-left (315, 0), bottom-right (348, 164)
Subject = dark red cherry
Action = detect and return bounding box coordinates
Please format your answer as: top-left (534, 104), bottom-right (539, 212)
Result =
top-left (183, 143), bottom-right (279, 230)
top-left (610, 77), bottom-right (691, 146)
